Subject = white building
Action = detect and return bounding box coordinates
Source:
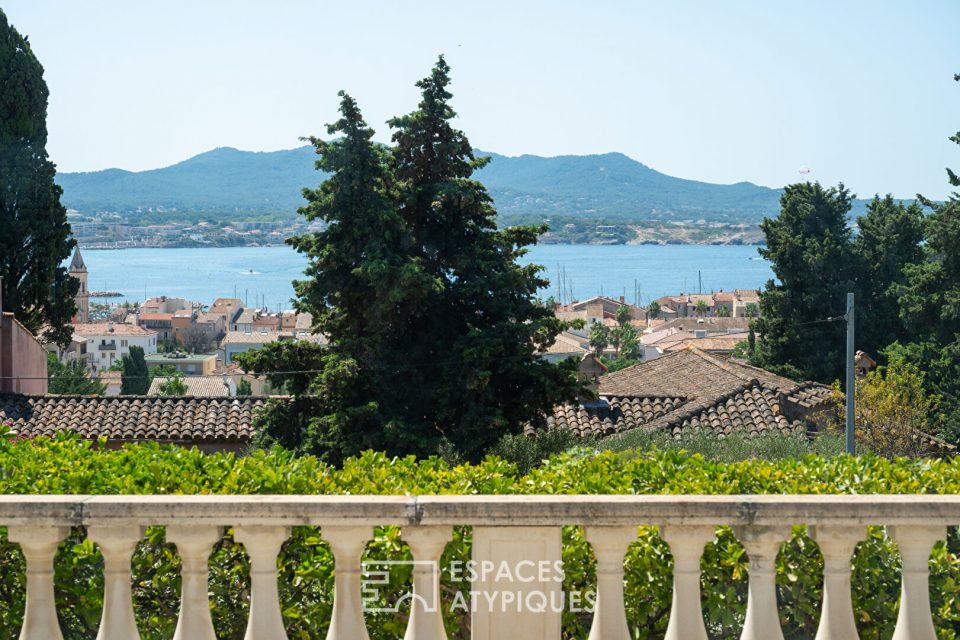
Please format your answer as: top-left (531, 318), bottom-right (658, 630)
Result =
top-left (72, 322), bottom-right (157, 372)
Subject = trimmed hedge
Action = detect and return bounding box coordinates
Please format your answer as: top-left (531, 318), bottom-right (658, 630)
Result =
top-left (0, 434), bottom-right (958, 639)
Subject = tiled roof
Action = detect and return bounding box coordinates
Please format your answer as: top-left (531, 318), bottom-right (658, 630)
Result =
top-left (600, 348), bottom-right (758, 398)
top-left (72, 323), bottom-right (156, 337)
top-left (785, 381), bottom-right (836, 409)
top-left (655, 317), bottom-right (752, 334)
top-left (544, 332), bottom-right (589, 355)
top-left (223, 330), bottom-right (287, 345)
top-left (662, 332), bottom-right (749, 353)
top-left (543, 347), bottom-right (833, 440)
top-left (661, 383), bottom-right (797, 437)
top-left (541, 396), bottom-right (687, 437)
top-left (148, 377), bottom-right (232, 397)
top-left (0, 395), bottom-right (264, 443)
top-left (235, 309), bottom-right (258, 324)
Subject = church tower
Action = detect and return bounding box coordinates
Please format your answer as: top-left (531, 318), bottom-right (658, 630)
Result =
top-left (69, 247), bottom-right (89, 323)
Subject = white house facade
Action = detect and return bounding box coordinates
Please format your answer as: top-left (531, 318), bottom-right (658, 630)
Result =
top-left (72, 322), bottom-right (158, 372)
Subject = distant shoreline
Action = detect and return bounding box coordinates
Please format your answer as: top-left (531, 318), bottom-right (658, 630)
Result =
top-left (79, 239), bottom-right (767, 250)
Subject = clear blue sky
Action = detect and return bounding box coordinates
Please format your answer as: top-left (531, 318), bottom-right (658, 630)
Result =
top-left (5, 0), bottom-right (958, 199)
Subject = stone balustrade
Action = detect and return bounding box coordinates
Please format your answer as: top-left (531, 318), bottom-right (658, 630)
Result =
top-left (0, 494), bottom-right (958, 639)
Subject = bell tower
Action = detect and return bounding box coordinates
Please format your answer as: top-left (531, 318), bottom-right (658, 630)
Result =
top-left (69, 247), bottom-right (89, 323)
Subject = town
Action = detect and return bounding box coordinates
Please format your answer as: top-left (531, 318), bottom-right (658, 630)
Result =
top-left (66, 210), bottom-right (317, 249)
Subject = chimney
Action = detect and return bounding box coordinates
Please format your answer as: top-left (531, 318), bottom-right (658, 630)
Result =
top-left (619, 296), bottom-right (625, 303)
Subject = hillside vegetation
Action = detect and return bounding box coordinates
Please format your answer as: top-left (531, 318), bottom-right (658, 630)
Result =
top-left (56, 146), bottom-right (784, 225)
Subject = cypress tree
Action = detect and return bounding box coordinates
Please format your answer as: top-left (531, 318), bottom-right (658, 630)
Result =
top-left (384, 57), bottom-right (580, 460)
top-left (0, 10), bottom-right (78, 347)
top-left (120, 346), bottom-right (150, 395)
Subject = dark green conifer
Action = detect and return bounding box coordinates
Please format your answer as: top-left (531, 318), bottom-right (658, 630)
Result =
top-left (0, 10), bottom-right (77, 347)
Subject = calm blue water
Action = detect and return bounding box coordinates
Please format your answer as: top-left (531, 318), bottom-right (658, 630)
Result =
top-left (79, 244), bottom-right (772, 307)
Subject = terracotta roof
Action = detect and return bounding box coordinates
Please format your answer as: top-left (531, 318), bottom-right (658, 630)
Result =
top-left (662, 332), bottom-right (749, 353)
top-left (544, 332), bottom-right (589, 355)
top-left (294, 312), bottom-right (314, 331)
top-left (655, 317), bottom-right (752, 334)
top-left (148, 376), bottom-right (231, 397)
top-left (223, 330), bottom-right (288, 345)
top-left (211, 298), bottom-right (242, 309)
top-left (785, 381), bottom-right (836, 409)
top-left (138, 313), bottom-right (174, 322)
top-left (235, 309), bottom-right (258, 324)
top-left (541, 396), bottom-right (687, 437)
top-left (541, 347), bottom-right (833, 440)
top-left (0, 395), bottom-right (264, 443)
top-left (72, 323), bottom-right (156, 337)
top-left (662, 383), bottom-right (797, 437)
top-left (196, 312), bottom-right (222, 324)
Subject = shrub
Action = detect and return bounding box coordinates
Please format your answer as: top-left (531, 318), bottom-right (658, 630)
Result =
top-left (0, 434), bottom-right (957, 639)
top-left (487, 428), bottom-right (588, 475)
top-left (599, 427), bottom-right (846, 462)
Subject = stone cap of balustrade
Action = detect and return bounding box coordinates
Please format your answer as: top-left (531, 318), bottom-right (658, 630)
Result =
top-left (0, 494), bottom-right (958, 527)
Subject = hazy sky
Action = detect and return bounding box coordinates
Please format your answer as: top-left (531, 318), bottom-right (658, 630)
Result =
top-left (4, 1), bottom-right (958, 199)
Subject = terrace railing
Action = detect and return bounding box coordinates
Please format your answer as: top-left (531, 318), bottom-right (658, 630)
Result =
top-left (1, 494), bottom-right (958, 640)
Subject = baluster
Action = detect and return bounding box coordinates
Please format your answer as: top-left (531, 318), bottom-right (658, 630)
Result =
top-left (890, 525), bottom-right (943, 640)
top-left (88, 525), bottom-right (144, 640)
top-left (167, 524), bottom-right (222, 640)
top-left (661, 525), bottom-right (715, 640)
top-left (811, 525), bottom-right (862, 640)
top-left (233, 525), bottom-right (290, 640)
top-left (402, 525), bottom-right (452, 640)
top-left (8, 525), bottom-right (68, 640)
top-left (735, 525), bottom-right (790, 640)
top-left (584, 526), bottom-right (636, 640)
top-left (323, 526), bottom-right (372, 640)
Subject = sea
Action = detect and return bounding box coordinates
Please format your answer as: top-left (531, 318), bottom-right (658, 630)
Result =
top-left (79, 244), bottom-right (773, 309)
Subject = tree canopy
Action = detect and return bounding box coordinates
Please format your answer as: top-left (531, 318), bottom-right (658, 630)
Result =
top-left (239, 58), bottom-right (581, 463)
top-left (752, 182), bottom-right (858, 381)
top-left (0, 11), bottom-right (77, 348)
top-left (47, 353), bottom-right (105, 395)
top-left (120, 346), bottom-right (149, 395)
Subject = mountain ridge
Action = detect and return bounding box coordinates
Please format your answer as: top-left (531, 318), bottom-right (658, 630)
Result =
top-left (55, 145), bottom-right (785, 225)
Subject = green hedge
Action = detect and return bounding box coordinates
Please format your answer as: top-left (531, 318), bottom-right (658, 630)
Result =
top-left (0, 434), bottom-right (959, 639)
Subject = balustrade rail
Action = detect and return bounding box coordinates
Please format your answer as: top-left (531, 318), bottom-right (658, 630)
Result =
top-left (0, 494), bottom-right (958, 639)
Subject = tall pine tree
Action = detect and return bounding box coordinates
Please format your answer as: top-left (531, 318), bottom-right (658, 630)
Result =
top-left (0, 10), bottom-right (77, 347)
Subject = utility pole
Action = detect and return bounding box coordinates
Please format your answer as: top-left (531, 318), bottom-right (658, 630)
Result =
top-left (845, 292), bottom-right (855, 455)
